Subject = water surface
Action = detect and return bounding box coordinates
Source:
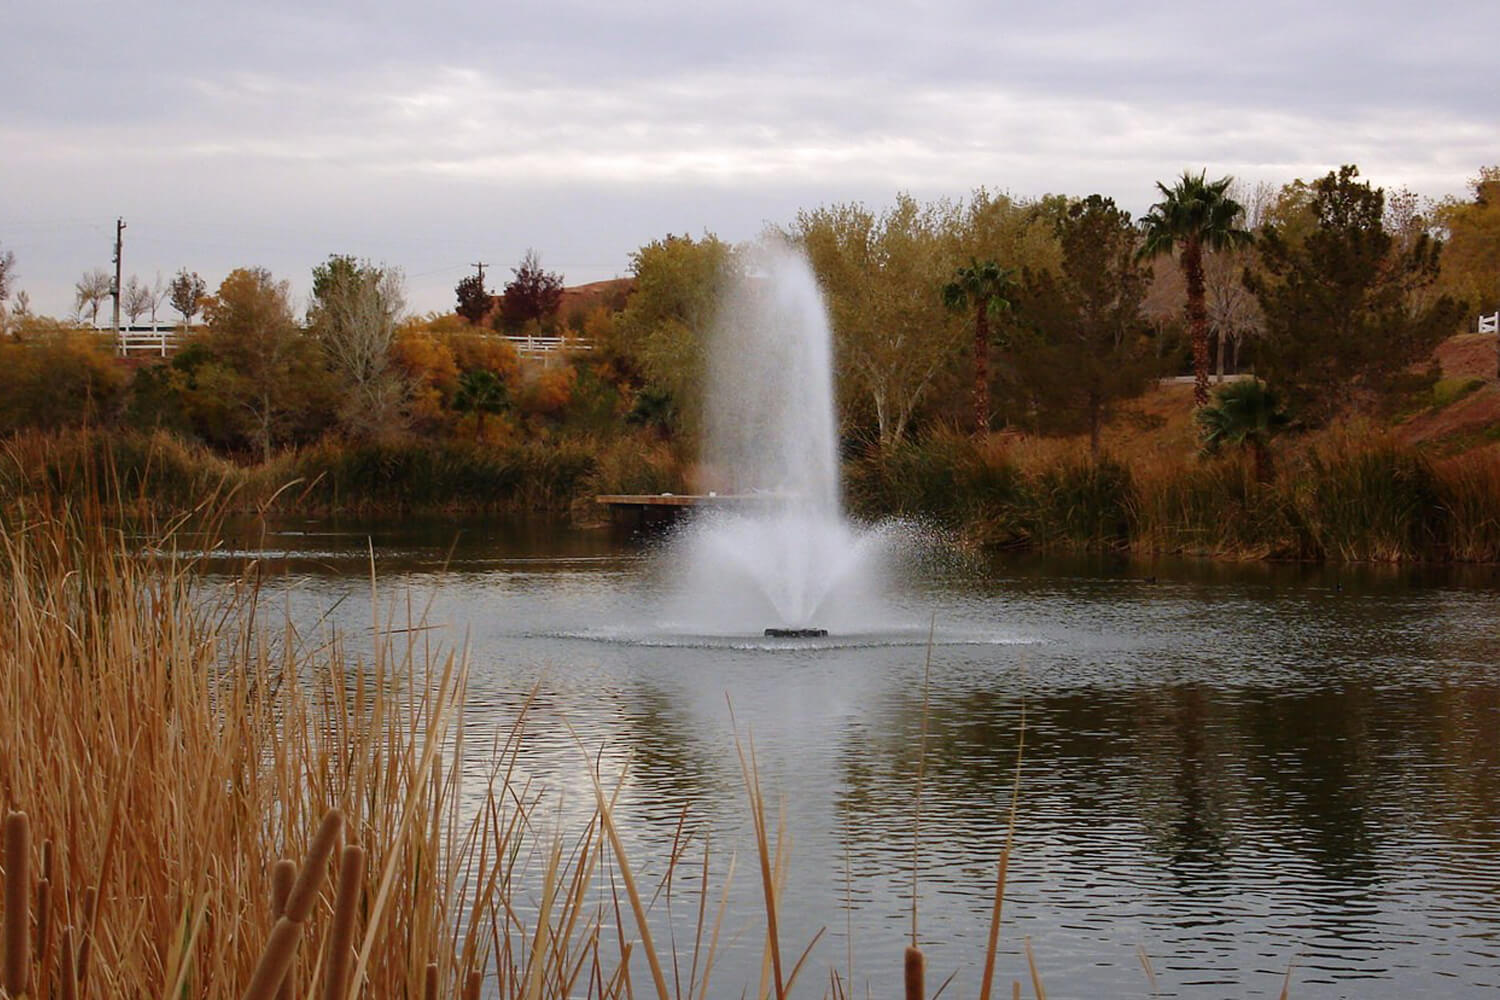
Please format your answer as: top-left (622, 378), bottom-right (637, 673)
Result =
top-left (208, 516), bottom-right (1500, 998)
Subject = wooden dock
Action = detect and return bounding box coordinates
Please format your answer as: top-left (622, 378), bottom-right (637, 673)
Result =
top-left (594, 493), bottom-right (785, 528)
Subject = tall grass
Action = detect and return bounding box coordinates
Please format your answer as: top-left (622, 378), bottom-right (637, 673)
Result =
top-left (847, 429), bottom-right (1500, 562)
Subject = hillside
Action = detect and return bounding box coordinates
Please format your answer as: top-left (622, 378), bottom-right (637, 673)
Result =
top-left (1098, 333), bottom-right (1499, 462)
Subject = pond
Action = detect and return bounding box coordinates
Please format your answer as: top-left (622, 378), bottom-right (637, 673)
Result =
top-left (209, 515), bottom-right (1500, 999)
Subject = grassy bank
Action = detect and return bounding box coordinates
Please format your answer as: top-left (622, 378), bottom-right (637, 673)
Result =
top-left (847, 429), bottom-right (1500, 562)
top-left (0, 428), bottom-right (692, 517)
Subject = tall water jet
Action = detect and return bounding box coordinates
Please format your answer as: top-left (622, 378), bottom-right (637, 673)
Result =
top-left (667, 241), bottom-right (898, 637)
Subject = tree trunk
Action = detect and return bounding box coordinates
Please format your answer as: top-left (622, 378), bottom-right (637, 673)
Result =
top-left (973, 300), bottom-right (990, 437)
top-left (1215, 328), bottom-right (1226, 383)
top-left (1181, 239), bottom-right (1210, 407)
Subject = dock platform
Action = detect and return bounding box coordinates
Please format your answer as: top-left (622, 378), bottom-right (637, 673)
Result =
top-left (594, 493), bottom-right (784, 528)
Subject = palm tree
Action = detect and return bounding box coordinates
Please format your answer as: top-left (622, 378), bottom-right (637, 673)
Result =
top-left (1197, 379), bottom-right (1289, 483)
top-left (942, 258), bottom-right (1015, 436)
top-left (452, 369), bottom-right (507, 439)
top-left (1139, 171), bottom-right (1252, 408)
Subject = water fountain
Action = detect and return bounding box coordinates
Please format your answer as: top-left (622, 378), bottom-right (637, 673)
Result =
top-left (665, 241), bottom-right (902, 638)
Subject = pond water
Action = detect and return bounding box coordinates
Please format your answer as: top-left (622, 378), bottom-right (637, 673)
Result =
top-left (209, 516), bottom-right (1500, 999)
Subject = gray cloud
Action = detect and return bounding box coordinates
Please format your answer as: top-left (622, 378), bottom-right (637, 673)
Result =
top-left (3, 1), bottom-right (1495, 316)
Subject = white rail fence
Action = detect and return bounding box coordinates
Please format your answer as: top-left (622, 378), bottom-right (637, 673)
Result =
top-left (1480, 311), bottom-right (1498, 335)
top-left (110, 327), bottom-right (593, 360)
top-left (116, 325), bottom-right (180, 356)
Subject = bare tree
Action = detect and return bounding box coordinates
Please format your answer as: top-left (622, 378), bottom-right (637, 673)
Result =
top-left (1204, 248), bottom-right (1262, 379)
top-left (75, 268), bottom-right (113, 326)
top-left (1204, 181), bottom-right (1275, 379)
top-left (147, 271), bottom-right (167, 327)
top-left (123, 275), bottom-right (153, 325)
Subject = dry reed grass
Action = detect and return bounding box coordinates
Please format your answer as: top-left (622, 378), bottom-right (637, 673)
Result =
top-left (0, 485), bottom-right (1296, 999)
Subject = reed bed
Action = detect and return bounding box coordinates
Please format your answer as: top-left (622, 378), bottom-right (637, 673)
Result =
top-left (0, 496), bottom-right (676, 998)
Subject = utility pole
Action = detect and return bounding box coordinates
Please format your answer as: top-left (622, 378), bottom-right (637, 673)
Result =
top-left (111, 217), bottom-right (126, 353)
top-left (470, 261), bottom-right (488, 288)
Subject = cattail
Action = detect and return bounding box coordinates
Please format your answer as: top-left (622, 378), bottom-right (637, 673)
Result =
top-left (462, 969), bottom-right (483, 1000)
top-left (37, 839), bottom-right (54, 969)
top-left (243, 810), bottom-right (344, 1000)
top-left (270, 859), bottom-right (296, 918)
top-left (242, 917), bottom-right (304, 1000)
top-left (270, 858), bottom-right (298, 1000)
top-left (903, 945), bottom-right (924, 1000)
top-left (320, 845), bottom-right (365, 1000)
top-left (60, 929), bottom-right (77, 1000)
top-left (35, 878), bottom-right (53, 1000)
top-left (4, 811), bottom-right (31, 996)
top-left (284, 810), bottom-right (343, 924)
top-left (76, 885), bottom-right (97, 988)
top-left (423, 961), bottom-right (439, 1000)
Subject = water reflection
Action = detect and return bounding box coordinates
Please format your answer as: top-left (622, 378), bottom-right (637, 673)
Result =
top-left (217, 517), bottom-right (1500, 998)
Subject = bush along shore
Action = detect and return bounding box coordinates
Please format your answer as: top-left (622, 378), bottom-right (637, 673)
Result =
top-left (2, 424), bottom-right (1498, 562)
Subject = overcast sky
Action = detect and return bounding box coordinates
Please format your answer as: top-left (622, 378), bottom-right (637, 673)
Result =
top-left (3, 0), bottom-right (1495, 319)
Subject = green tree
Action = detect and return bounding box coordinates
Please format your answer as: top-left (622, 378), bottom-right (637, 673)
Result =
top-left (1197, 379), bottom-right (1290, 483)
top-left (1247, 165), bottom-right (1465, 423)
top-left (451, 368), bottom-right (507, 439)
top-left (1138, 171), bottom-right (1253, 407)
top-left (1015, 195), bottom-right (1158, 454)
top-left (613, 234), bottom-right (736, 437)
top-left (309, 255), bottom-right (407, 440)
top-left (169, 269), bottom-right (207, 328)
top-left (794, 196), bottom-right (965, 451)
top-left (943, 257), bottom-right (1016, 437)
top-left (454, 271), bottom-right (493, 325)
top-left (1434, 166), bottom-right (1500, 360)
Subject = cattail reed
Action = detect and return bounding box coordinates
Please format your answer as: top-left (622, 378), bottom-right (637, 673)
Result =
top-left (423, 961), bottom-right (439, 1000)
top-left (3, 811), bottom-right (31, 996)
top-left (270, 859), bottom-right (296, 918)
top-left (904, 945), bottom-right (925, 1000)
top-left (321, 845), bottom-right (365, 1000)
top-left (463, 969), bottom-right (483, 1000)
top-left (60, 929), bottom-right (77, 1000)
top-left (285, 810), bottom-right (343, 924)
top-left (243, 810), bottom-right (344, 1000)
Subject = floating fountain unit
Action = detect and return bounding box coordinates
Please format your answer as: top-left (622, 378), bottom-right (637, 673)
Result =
top-left (667, 242), bottom-right (896, 639)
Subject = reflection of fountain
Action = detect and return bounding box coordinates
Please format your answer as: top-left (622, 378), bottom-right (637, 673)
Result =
top-left (667, 242), bottom-right (900, 637)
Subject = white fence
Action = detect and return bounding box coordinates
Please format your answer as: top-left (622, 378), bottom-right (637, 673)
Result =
top-left (500, 334), bottom-right (593, 361)
top-left (116, 326), bottom-right (180, 356)
top-left (1480, 311), bottom-right (1498, 334)
top-left (110, 327), bottom-right (591, 360)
